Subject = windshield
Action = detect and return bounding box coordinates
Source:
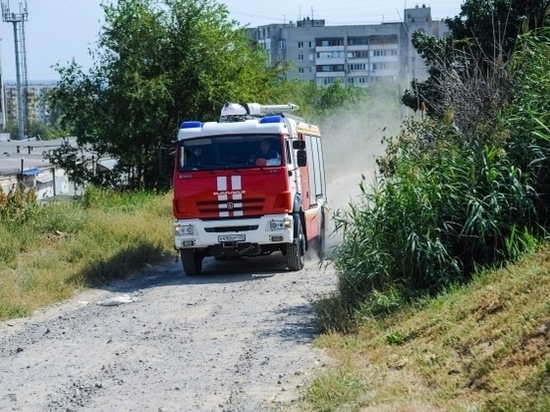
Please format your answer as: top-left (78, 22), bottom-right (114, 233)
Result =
top-left (178, 134), bottom-right (283, 171)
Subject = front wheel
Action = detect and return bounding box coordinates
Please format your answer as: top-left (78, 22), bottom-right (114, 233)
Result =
top-left (180, 249), bottom-right (203, 276)
top-left (286, 215), bottom-right (305, 271)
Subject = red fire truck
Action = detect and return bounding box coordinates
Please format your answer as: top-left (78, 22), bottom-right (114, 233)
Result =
top-left (172, 102), bottom-right (327, 275)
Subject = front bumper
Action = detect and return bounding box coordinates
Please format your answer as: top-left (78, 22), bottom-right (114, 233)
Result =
top-left (174, 214), bottom-right (294, 250)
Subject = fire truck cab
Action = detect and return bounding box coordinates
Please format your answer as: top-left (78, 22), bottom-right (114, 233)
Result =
top-left (172, 102), bottom-right (327, 275)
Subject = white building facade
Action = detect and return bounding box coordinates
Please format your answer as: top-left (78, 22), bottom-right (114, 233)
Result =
top-left (248, 5), bottom-right (449, 87)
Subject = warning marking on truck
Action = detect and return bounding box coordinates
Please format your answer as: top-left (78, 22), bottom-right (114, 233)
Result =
top-left (216, 176), bottom-right (243, 217)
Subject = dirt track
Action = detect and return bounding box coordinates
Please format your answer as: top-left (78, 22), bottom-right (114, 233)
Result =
top-left (0, 169), bottom-right (366, 412)
top-left (0, 251), bottom-right (340, 412)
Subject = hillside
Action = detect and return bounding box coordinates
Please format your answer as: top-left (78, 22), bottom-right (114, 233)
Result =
top-left (300, 245), bottom-right (550, 411)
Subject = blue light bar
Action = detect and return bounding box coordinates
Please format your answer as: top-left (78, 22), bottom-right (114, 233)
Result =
top-left (180, 121), bottom-right (203, 129)
top-left (259, 116), bottom-right (284, 124)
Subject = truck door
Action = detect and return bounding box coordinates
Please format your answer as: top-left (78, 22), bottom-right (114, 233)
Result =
top-left (298, 132), bottom-right (311, 210)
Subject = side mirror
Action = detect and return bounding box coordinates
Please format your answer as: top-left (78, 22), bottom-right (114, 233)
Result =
top-left (293, 140), bottom-right (305, 150)
top-left (297, 150), bottom-right (307, 167)
top-left (159, 144), bottom-right (175, 178)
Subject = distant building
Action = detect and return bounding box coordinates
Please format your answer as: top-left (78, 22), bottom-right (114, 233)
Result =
top-left (247, 5), bottom-right (449, 87)
top-left (3, 80), bottom-right (56, 125)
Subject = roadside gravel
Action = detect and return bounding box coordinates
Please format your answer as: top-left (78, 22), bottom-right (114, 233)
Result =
top-left (0, 252), bottom-right (338, 412)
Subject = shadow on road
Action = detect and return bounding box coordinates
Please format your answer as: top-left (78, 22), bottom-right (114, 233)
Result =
top-left (88, 251), bottom-right (315, 294)
top-left (258, 303), bottom-right (320, 344)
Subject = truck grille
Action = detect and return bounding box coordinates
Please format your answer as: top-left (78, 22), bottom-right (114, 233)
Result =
top-left (204, 225), bottom-right (259, 233)
top-left (195, 197), bottom-right (265, 214)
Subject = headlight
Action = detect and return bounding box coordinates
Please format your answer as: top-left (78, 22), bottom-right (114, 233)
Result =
top-left (269, 218), bottom-right (292, 231)
top-left (174, 224), bottom-right (194, 236)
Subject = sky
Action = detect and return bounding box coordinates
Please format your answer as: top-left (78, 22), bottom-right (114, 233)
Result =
top-left (0, 0), bottom-right (464, 82)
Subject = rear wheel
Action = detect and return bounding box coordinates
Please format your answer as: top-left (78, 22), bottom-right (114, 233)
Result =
top-left (286, 215), bottom-right (305, 271)
top-left (180, 249), bottom-right (203, 276)
top-left (317, 211), bottom-right (326, 259)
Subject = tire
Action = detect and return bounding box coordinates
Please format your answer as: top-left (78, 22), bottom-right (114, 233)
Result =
top-left (286, 214), bottom-right (305, 271)
top-left (317, 212), bottom-right (326, 259)
top-left (180, 249), bottom-right (203, 276)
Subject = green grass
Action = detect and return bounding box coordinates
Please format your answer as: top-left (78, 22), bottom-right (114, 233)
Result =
top-left (0, 186), bottom-right (174, 321)
top-left (300, 245), bottom-right (550, 411)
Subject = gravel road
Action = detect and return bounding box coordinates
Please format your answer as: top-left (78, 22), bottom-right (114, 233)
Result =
top-left (0, 251), bottom-right (338, 412)
top-left (0, 168), bottom-right (366, 412)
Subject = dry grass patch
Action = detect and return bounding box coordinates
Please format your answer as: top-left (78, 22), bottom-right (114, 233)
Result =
top-left (0, 192), bottom-right (174, 321)
top-left (303, 245), bottom-right (550, 411)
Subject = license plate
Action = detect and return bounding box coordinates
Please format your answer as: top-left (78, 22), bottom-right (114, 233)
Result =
top-left (218, 234), bottom-right (246, 242)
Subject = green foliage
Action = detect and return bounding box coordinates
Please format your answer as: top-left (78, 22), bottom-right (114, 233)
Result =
top-left (45, 142), bottom-right (95, 187)
top-left (332, 28), bottom-right (550, 316)
top-left (333, 115), bottom-right (539, 311)
top-left (304, 361), bottom-right (366, 412)
top-left (48, 0), bottom-right (286, 189)
top-left (506, 28), bottom-right (550, 221)
top-left (446, 0), bottom-right (550, 59)
top-left (81, 184), bottom-right (161, 212)
top-left (402, 0), bottom-right (550, 117)
top-left (385, 330), bottom-right (410, 346)
top-left (0, 184), bottom-right (37, 225)
top-left (3, 119), bottom-right (67, 141)
top-left (31, 201), bottom-right (87, 235)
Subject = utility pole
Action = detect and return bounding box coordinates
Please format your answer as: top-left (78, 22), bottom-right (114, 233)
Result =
top-left (2, 0), bottom-right (28, 141)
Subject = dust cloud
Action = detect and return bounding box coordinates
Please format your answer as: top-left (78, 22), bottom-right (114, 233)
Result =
top-left (319, 85), bottom-right (408, 251)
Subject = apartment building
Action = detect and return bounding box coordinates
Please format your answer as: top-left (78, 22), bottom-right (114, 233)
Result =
top-left (248, 5), bottom-right (449, 87)
top-left (3, 81), bottom-right (56, 124)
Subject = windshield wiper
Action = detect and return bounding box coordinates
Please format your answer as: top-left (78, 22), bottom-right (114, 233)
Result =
top-left (187, 165), bottom-right (215, 174)
top-left (205, 162), bottom-right (245, 173)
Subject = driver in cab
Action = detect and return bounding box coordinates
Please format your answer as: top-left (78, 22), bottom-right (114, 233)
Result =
top-left (250, 139), bottom-right (281, 166)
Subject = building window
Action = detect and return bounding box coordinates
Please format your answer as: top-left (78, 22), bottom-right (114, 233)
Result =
top-left (316, 39), bottom-right (344, 47)
top-left (369, 35), bottom-right (398, 45)
top-left (371, 75), bottom-right (397, 83)
top-left (317, 65), bottom-right (344, 72)
top-left (298, 41), bottom-right (304, 48)
top-left (372, 49), bottom-right (398, 57)
top-left (277, 40), bottom-right (286, 49)
top-left (372, 62), bottom-right (398, 70)
top-left (348, 63), bottom-right (367, 71)
top-left (348, 37), bottom-right (368, 46)
top-left (298, 67), bottom-right (305, 73)
top-left (316, 51), bottom-right (344, 59)
top-left (298, 54), bottom-right (304, 61)
top-left (309, 41), bottom-right (313, 48)
top-left (347, 50), bottom-right (369, 59)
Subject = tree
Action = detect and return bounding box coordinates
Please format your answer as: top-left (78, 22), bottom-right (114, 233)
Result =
top-left (447, 0), bottom-right (550, 60)
top-left (402, 0), bottom-right (550, 118)
top-left (47, 0), bottom-right (286, 189)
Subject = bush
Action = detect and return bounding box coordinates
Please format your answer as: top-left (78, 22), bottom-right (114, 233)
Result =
top-left (0, 184), bottom-right (37, 225)
top-left (333, 115), bottom-right (539, 311)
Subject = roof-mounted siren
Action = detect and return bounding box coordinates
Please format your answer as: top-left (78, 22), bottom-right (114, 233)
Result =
top-left (220, 102), bottom-right (261, 122)
top-left (219, 102), bottom-right (299, 122)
